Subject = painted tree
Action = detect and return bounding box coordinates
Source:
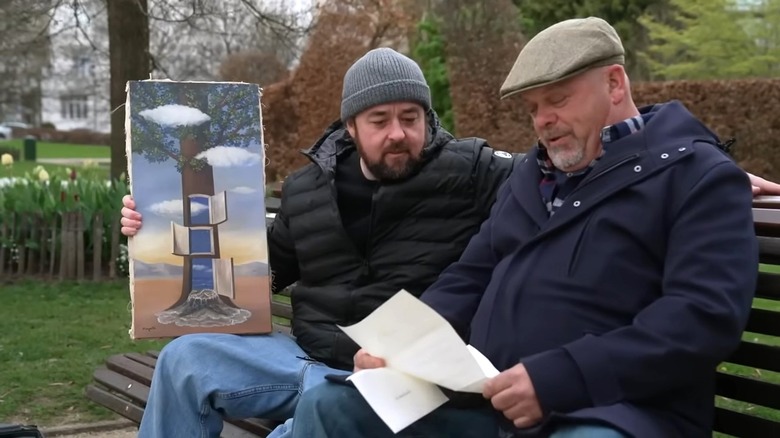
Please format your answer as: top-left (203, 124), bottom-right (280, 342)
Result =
top-left (130, 81), bottom-right (261, 322)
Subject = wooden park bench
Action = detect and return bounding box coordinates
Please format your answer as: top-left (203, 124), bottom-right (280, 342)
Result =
top-left (86, 198), bottom-right (780, 437)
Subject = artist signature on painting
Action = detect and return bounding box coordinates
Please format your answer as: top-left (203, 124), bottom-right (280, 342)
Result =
top-left (142, 326), bottom-right (157, 332)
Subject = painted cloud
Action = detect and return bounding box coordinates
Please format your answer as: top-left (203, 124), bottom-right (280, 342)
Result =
top-left (139, 104), bottom-right (211, 127)
top-left (195, 146), bottom-right (262, 167)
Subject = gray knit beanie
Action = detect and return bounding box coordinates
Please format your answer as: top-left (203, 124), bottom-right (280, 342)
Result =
top-left (340, 47), bottom-right (432, 122)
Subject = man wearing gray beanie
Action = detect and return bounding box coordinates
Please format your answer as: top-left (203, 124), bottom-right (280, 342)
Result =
top-left (120, 46), bottom-right (519, 438)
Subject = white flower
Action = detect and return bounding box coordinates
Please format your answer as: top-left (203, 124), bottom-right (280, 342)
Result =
top-left (38, 169), bottom-right (49, 182)
top-left (1, 153), bottom-right (13, 166)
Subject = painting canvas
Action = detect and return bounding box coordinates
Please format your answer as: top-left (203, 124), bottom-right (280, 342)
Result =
top-left (125, 80), bottom-right (272, 339)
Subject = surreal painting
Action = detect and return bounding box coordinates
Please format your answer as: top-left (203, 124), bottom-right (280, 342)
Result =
top-left (126, 80), bottom-right (272, 339)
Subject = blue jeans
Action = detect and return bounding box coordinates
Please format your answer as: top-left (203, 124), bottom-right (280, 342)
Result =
top-left (137, 332), bottom-right (347, 438)
top-left (291, 381), bottom-right (629, 438)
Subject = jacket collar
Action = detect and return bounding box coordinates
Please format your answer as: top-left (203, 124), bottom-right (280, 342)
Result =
top-left (512, 100), bottom-right (720, 231)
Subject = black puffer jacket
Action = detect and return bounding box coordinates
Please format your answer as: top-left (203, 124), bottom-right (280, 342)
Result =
top-left (268, 111), bottom-right (518, 369)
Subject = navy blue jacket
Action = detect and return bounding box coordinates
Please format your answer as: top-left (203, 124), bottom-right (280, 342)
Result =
top-left (421, 101), bottom-right (758, 437)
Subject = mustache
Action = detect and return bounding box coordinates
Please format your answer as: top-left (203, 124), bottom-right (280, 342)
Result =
top-left (541, 129), bottom-right (569, 143)
top-left (383, 142), bottom-right (410, 154)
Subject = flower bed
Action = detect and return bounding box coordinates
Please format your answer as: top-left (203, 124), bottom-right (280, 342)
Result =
top-left (1, 159), bottom-right (128, 280)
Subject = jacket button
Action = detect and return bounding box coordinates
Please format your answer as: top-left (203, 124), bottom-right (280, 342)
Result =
top-left (634, 165), bottom-right (642, 172)
top-left (661, 153), bottom-right (669, 159)
top-left (573, 200), bottom-right (581, 207)
top-left (678, 147), bottom-right (686, 152)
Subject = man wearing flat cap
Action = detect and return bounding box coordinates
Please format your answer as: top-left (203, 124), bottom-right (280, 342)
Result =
top-left (291, 16), bottom-right (758, 438)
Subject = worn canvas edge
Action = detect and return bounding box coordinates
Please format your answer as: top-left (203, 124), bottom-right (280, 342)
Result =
top-left (136, 79), bottom-right (259, 85)
top-left (257, 85), bottom-right (274, 331)
top-left (125, 81), bottom-right (137, 339)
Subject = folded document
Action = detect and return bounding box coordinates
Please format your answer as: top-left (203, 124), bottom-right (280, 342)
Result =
top-left (337, 290), bottom-right (499, 433)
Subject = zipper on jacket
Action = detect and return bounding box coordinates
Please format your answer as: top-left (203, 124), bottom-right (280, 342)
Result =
top-left (365, 185), bottom-right (379, 260)
top-left (326, 171), bottom-right (366, 261)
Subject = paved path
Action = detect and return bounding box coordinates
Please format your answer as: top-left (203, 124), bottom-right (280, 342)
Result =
top-left (59, 426), bottom-right (136, 438)
top-left (41, 420), bottom-right (136, 438)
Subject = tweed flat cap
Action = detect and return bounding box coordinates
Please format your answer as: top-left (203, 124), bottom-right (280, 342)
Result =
top-left (500, 17), bottom-right (625, 99)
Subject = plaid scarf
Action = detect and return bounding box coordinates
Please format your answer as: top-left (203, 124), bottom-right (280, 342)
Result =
top-left (537, 113), bottom-right (654, 216)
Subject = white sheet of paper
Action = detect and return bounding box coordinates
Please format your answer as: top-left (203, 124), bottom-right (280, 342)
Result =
top-left (338, 290), bottom-right (498, 393)
top-left (347, 368), bottom-right (448, 433)
top-left (458, 345), bottom-right (501, 393)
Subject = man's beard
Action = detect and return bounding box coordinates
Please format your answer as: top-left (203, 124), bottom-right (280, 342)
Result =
top-left (365, 149), bottom-right (422, 180)
top-left (548, 145), bottom-right (586, 170)
top-left (354, 138), bottom-right (425, 181)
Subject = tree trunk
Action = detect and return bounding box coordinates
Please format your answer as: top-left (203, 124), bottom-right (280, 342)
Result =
top-left (107, 0), bottom-right (150, 182)
top-left (168, 83), bottom-right (225, 308)
top-left (165, 134), bottom-right (225, 309)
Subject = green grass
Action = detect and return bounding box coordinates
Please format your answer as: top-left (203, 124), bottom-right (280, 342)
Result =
top-left (0, 160), bottom-right (109, 179)
top-left (0, 139), bottom-right (110, 159)
top-left (0, 279), bottom-right (168, 426)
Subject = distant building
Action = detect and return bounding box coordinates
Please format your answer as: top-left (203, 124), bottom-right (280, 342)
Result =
top-left (39, 1), bottom-right (111, 133)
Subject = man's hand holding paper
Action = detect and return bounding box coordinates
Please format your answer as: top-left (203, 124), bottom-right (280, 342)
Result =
top-left (336, 290), bottom-right (500, 433)
top-left (483, 363), bottom-right (543, 429)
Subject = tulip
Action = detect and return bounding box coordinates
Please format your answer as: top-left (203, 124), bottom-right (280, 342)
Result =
top-left (38, 169), bottom-right (49, 182)
top-left (1, 153), bottom-right (13, 166)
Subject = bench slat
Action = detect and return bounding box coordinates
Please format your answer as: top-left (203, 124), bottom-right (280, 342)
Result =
top-left (723, 341), bottom-right (780, 373)
top-left (265, 197), bottom-right (281, 214)
top-left (755, 272), bottom-right (780, 301)
top-left (271, 301), bottom-right (293, 321)
top-left (755, 224), bottom-right (780, 239)
top-left (744, 308), bottom-right (780, 337)
top-left (93, 367), bottom-right (150, 404)
top-left (758, 237), bottom-right (780, 265)
top-left (125, 352), bottom-right (158, 368)
top-left (85, 384), bottom-right (144, 423)
top-left (716, 373), bottom-right (780, 410)
top-left (106, 354), bottom-right (155, 386)
top-left (713, 406), bottom-right (780, 438)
